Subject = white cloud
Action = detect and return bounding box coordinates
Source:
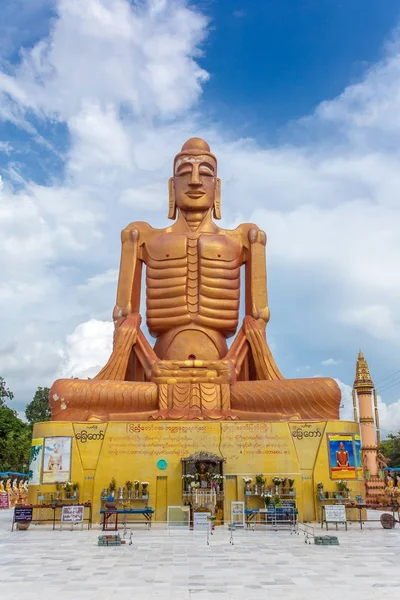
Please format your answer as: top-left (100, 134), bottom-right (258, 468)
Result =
top-left (321, 358), bottom-right (340, 366)
top-left (58, 319), bottom-right (113, 379)
top-left (1, 0), bottom-right (400, 414)
top-left (0, 0), bottom-right (209, 122)
top-left (339, 379), bottom-right (400, 438)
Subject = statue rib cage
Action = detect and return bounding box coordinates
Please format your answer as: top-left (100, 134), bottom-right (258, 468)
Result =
top-left (145, 234), bottom-right (241, 336)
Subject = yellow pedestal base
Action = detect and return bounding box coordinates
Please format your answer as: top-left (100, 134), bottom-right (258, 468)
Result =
top-left (29, 419), bottom-right (364, 523)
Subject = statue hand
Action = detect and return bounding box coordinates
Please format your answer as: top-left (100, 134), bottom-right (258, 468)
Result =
top-left (111, 313), bottom-right (142, 351)
top-left (251, 304), bottom-right (270, 325)
top-left (113, 303), bottom-right (132, 322)
top-left (114, 312), bottom-right (142, 331)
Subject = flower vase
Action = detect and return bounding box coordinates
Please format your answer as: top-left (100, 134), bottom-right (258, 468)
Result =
top-left (134, 488), bottom-right (139, 499)
top-left (142, 485), bottom-right (148, 498)
top-left (127, 490), bottom-right (132, 499)
top-left (275, 485), bottom-right (279, 495)
top-left (216, 484), bottom-right (220, 493)
top-left (118, 487), bottom-right (124, 500)
top-left (253, 484), bottom-right (259, 495)
top-left (245, 483), bottom-right (251, 495)
top-left (260, 485), bottom-right (265, 495)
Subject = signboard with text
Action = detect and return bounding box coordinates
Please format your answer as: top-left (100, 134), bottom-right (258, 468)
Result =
top-left (14, 506), bottom-right (33, 522)
top-left (231, 501), bottom-right (245, 527)
top-left (324, 504), bottom-right (346, 523)
top-left (61, 505), bottom-right (85, 523)
top-left (193, 511), bottom-right (211, 530)
top-left (0, 494), bottom-right (9, 509)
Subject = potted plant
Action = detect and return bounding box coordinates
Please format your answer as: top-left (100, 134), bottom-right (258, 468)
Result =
top-left (109, 477), bottom-right (117, 498)
top-left (255, 474), bottom-right (265, 495)
top-left (243, 477), bottom-right (252, 494)
top-left (316, 481), bottom-right (324, 500)
top-left (272, 494), bottom-right (281, 509)
top-left (126, 481), bottom-right (133, 499)
top-left (55, 481), bottom-right (62, 501)
top-left (336, 480), bottom-right (349, 498)
top-left (263, 492), bottom-right (272, 507)
top-left (272, 476), bottom-right (283, 495)
top-left (141, 481), bottom-right (149, 498)
top-left (211, 473), bottom-right (225, 493)
top-left (72, 482), bottom-right (79, 499)
top-left (182, 474), bottom-right (195, 492)
top-left (288, 479), bottom-right (295, 495)
top-left (133, 480), bottom-right (140, 499)
top-left (63, 481), bottom-right (72, 499)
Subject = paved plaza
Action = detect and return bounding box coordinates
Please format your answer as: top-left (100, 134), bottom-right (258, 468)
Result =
top-left (1, 509), bottom-right (400, 600)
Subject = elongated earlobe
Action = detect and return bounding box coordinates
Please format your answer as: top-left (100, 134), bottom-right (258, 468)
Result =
top-left (168, 177), bottom-right (176, 220)
top-left (213, 178), bottom-right (221, 219)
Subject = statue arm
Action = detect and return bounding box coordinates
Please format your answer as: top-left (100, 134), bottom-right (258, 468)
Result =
top-left (95, 222), bottom-right (158, 381)
top-left (243, 225), bottom-right (270, 327)
top-left (113, 224), bottom-right (143, 321)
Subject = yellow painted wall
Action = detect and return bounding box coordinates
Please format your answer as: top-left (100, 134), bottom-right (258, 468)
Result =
top-left (29, 420), bottom-right (364, 523)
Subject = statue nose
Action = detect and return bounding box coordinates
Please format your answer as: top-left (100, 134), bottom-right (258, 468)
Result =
top-left (189, 166), bottom-right (201, 186)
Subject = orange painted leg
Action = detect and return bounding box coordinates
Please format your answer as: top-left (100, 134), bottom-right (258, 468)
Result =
top-left (49, 378), bottom-right (158, 422)
top-left (230, 377), bottom-right (341, 421)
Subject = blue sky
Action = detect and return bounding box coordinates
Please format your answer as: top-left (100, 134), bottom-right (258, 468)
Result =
top-left (201, 0), bottom-right (400, 138)
top-left (1, 0), bottom-right (400, 433)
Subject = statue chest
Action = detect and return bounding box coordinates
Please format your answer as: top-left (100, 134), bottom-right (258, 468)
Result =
top-left (144, 233), bottom-right (243, 276)
top-left (144, 233), bottom-right (242, 333)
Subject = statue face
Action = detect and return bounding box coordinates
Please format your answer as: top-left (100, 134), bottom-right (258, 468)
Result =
top-left (339, 442), bottom-right (344, 451)
top-left (174, 154), bottom-right (217, 212)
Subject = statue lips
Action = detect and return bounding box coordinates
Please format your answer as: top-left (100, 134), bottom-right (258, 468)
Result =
top-left (185, 190), bottom-right (206, 199)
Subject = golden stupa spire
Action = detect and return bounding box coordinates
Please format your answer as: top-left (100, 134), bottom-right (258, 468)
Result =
top-left (353, 349), bottom-right (374, 391)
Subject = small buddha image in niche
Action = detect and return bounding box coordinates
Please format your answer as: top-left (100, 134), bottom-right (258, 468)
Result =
top-left (196, 462), bottom-right (210, 488)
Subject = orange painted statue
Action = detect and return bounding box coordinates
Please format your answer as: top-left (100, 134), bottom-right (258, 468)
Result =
top-left (50, 138), bottom-right (340, 422)
top-left (335, 442), bottom-right (350, 467)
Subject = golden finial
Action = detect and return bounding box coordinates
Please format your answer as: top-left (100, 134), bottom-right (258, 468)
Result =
top-left (353, 349), bottom-right (374, 391)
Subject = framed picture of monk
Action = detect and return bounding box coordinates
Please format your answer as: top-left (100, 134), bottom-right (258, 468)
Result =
top-left (42, 436), bottom-right (72, 484)
top-left (327, 433), bottom-right (357, 480)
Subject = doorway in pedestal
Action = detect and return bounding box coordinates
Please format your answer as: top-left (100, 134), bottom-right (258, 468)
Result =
top-left (155, 476), bottom-right (167, 522)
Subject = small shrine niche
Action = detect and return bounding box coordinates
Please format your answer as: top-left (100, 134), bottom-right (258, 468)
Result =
top-left (181, 451), bottom-right (225, 492)
top-left (181, 451), bottom-right (226, 522)
top-left (181, 451), bottom-right (225, 494)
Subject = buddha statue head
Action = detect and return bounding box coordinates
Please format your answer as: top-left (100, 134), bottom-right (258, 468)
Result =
top-left (168, 137), bottom-right (221, 220)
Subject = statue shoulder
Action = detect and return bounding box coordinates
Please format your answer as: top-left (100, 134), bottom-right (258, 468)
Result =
top-left (121, 221), bottom-right (154, 243)
top-left (229, 223), bottom-right (266, 248)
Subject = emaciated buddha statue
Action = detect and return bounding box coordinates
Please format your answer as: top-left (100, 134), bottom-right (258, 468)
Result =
top-left (50, 138), bottom-right (340, 422)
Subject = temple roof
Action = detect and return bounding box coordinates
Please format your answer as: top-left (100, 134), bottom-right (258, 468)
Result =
top-left (353, 349), bottom-right (374, 391)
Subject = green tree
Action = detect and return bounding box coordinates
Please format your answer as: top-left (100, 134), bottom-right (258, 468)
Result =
top-left (380, 432), bottom-right (400, 468)
top-left (0, 376), bottom-right (14, 407)
top-left (0, 377), bottom-right (31, 472)
top-left (25, 386), bottom-right (51, 425)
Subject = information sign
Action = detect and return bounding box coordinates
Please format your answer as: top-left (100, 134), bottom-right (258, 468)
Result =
top-left (14, 506), bottom-right (33, 522)
top-left (193, 511), bottom-right (211, 530)
top-left (0, 494), bottom-right (9, 509)
top-left (61, 505), bottom-right (84, 523)
top-left (231, 501), bottom-right (245, 527)
top-left (324, 504), bottom-right (346, 523)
